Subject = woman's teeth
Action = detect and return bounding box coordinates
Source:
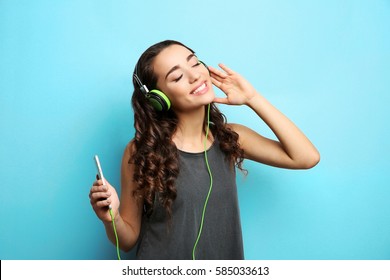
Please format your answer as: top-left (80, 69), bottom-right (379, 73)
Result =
top-left (191, 83), bottom-right (206, 94)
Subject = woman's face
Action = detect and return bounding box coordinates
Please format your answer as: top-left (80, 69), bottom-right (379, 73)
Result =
top-left (153, 44), bottom-right (215, 112)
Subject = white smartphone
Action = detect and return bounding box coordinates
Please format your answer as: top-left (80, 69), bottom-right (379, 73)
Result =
top-left (94, 155), bottom-right (111, 209)
top-left (94, 155), bottom-right (106, 185)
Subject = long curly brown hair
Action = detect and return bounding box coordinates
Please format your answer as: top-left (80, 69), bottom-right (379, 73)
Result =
top-left (130, 40), bottom-right (245, 219)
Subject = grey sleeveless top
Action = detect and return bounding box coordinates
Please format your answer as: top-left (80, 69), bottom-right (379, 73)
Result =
top-left (136, 141), bottom-right (244, 260)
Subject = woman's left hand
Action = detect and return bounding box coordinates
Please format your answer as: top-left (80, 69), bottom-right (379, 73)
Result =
top-left (209, 63), bottom-right (257, 105)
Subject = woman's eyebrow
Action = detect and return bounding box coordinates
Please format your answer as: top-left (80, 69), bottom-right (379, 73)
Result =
top-left (164, 53), bottom-right (197, 80)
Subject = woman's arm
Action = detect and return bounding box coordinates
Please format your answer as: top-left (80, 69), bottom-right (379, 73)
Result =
top-left (115, 141), bottom-right (144, 250)
top-left (210, 63), bottom-right (320, 169)
top-left (90, 141), bottom-right (143, 251)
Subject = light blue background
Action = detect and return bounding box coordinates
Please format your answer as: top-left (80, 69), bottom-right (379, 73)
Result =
top-left (1, 0), bottom-right (389, 260)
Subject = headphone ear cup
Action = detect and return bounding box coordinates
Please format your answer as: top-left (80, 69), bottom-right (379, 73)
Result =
top-left (147, 89), bottom-right (171, 112)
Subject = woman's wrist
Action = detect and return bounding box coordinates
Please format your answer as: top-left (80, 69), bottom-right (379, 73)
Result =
top-left (245, 91), bottom-right (263, 108)
top-left (103, 209), bottom-right (120, 227)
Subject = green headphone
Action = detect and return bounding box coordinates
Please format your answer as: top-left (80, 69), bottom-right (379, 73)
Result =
top-left (133, 60), bottom-right (208, 112)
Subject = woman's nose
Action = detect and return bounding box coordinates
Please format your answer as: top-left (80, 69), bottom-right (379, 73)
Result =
top-left (187, 68), bottom-right (201, 83)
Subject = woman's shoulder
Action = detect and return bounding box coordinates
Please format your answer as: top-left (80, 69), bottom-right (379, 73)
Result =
top-left (125, 139), bottom-right (135, 150)
top-left (121, 140), bottom-right (137, 183)
top-left (123, 139), bottom-right (137, 160)
top-left (226, 123), bottom-right (248, 133)
top-left (225, 122), bottom-right (260, 145)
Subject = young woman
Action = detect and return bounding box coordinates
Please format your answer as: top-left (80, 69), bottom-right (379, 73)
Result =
top-left (89, 40), bottom-right (320, 260)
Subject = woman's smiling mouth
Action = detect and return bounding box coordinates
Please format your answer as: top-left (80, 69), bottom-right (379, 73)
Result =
top-left (190, 82), bottom-right (208, 95)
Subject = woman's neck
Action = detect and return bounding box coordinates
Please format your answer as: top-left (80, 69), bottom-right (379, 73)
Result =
top-left (173, 107), bottom-right (213, 152)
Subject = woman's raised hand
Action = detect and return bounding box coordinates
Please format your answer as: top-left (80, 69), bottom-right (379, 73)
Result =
top-left (209, 63), bottom-right (257, 106)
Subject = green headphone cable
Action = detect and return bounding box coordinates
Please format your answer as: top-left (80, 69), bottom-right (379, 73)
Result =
top-left (192, 103), bottom-right (213, 260)
top-left (108, 206), bottom-right (121, 260)
top-left (103, 104), bottom-right (212, 260)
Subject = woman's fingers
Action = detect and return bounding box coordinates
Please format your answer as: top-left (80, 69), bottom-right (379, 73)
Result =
top-left (92, 178), bottom-right (105, 187)
top-left (211, 76), bottom-right (222, 88)
top-left (95, 198), bottom-right (111, 208)
top-left (209, 65), bottom-right (228, 79)
top-left (89, 180), bottom-right (111, 208)
top-left (217, 63), bottom-right (235, 75)
top-left (209, 63), bottom-right (234, 77)
top-left (90, 189), bottom-right (110, 200)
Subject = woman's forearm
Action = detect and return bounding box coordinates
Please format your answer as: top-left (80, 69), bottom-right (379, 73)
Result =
top-left (246, 93), bottom-right (320, 168)
top-left (103, 212), bottom-right (138, 252)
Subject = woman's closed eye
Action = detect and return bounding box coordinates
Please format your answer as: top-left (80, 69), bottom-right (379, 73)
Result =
top-left (172, 60), bottom-right (200, 82)
top-left (173, 74), bottom-right (183, 82)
